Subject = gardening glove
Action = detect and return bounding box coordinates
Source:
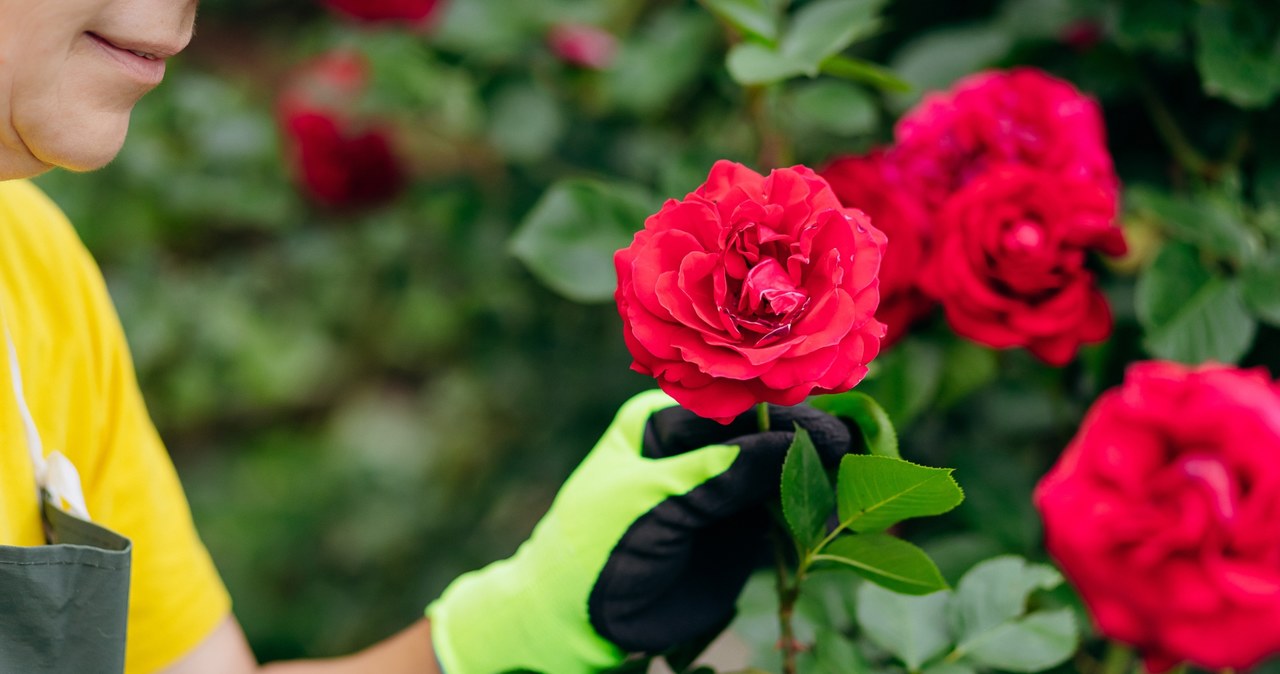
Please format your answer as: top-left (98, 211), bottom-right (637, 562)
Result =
top-left (426, 389), bottom-right (851, 674)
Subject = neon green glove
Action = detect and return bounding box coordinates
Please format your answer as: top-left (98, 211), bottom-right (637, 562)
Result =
top-left (426, 390), bottom-right (851, 674)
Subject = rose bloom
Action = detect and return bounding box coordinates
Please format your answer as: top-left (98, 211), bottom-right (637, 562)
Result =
top-left (919, 166), bottom-right (1125, 365)
top-left (282, 111), bottom-right (405, 209)
top-left (891, 68), bottom-right (1117, 214)
top-left (547, 24), bottom-right (618, 70)
top-left (821, 150), bottom-right (933, 347)
top-left (614, 161), bottom-right (886, 424)
top-left (1036, 362), bottom-right (1280, 672)
top-left (322, 0), bottom-right (443, 24)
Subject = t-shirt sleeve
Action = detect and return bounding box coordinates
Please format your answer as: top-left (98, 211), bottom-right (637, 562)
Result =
top-left (37, 191), bottom-right (232, 674)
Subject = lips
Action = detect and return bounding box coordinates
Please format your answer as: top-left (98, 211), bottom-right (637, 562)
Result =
top-left (86, 32), bottom-right (178, 85)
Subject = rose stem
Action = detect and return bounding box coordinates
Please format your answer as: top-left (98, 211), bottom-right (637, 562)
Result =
top-left (769, 520), bottom-right (799, 674)
top-left (758, 402), bottom-right (771, 432)
top-left (1098, 641), bottom-right (1132, 674)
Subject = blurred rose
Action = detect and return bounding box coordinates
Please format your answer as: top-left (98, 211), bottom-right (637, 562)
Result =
top-left (1060, 19), bottom-right (1104, 51)
top-left (615, 161), bottom-right (886, 423)
top-left (1036, 362), bottom-right (1280, 672)
top-left (919, 166), bottom-right (1125, 365)
top-left (892, 68), bottom-right (1117, 214)
top-left (821, 150), bottom-right (933, 347)
top-left (547, 24), bottom-right (618, 70)
top-left (322, 0), bottom-right (443, 24)
top-left (282, 112), bottom-right (405, 209)
top-left (278, 51), bottom-right (405, 209)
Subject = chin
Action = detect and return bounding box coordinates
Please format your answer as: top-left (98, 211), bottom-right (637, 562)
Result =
top-left (24, 113), bottom-right (132, 173)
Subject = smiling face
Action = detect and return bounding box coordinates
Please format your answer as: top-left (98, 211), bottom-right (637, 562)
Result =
top-left (0, 0), bottom-right (198, 179)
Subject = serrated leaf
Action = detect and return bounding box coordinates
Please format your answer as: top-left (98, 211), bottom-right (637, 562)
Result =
top-left (820, 55), bottom-right (911, 92)
top-left (812, 392), bottom-right (899, 459)
top-left (948, 556), bottom-right (1063, 644)
top-left (779, 0), bottom-right (886, 73)
top-left (509, 180), bottom-right (655, 303)
top-left (959, 608), bottom-right (1077, 672)
top-left (1193, 4), bottom-right (1280, 109)
top-left (835, 455), bottom-right (963, 533)
top-left (782, 427), bottom-right (836, 554)
top-left (726, 42), bottom-right (808, 85)
top-left (855, 581), bottom-right (952, 669)
top-left (701, 0), bottom-right (780, 42)
top-left (815, 533), bottom-right (948, 595)
top-left (1136, 242), bottom-right (1257, 364)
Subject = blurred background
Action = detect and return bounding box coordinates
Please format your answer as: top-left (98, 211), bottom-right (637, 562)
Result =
top-left (31, 0), bottom-right (1280, 668)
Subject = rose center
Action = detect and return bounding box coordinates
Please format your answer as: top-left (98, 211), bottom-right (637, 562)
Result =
top-left (1003, 218), bottom-right (1046, 251)
top-left (732, 257), bottom-right (809, 345)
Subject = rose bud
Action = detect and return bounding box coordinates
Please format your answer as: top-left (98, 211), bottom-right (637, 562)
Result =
top-left (821, 150), bottom-right (934, 348)
top-left (1036, 362), bottom-right (1280, 672)
top-left (547, 24), bottom-right (619, 70)
top-left (891, 68), bottom-right (1118, 215)
top-left (321, 0), bottom-right (443, 25)
top-left (919, 166), bottom-right (1125, 365)
top-left (614, 160), bottom-right (886, 424)
top-left (281, 111), bottom-right (406, 209)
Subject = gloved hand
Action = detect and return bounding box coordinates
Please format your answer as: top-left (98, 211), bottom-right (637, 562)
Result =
top-left (426, 390), bottom-right (851, 674)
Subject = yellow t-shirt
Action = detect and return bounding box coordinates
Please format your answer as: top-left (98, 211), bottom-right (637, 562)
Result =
top-left (0, 179), bottom-right (230, 673)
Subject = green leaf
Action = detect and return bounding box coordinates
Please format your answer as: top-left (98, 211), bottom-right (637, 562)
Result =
top-left (923, 664), bottom-right (977, 674)
top-left (813, 627), bottom-right (870, 674)
top-left (726, 43), bottom-right (808, 85)
top-left (948, 556), bottom-right (1063, 645)
top-left (509, 180), bottom-right (655, 303)
top-left (1115, 0), bottom-right (1194, 53)
top-left (779, 0), bottom-right (886, 73)
top-left (1242, 255), bottom-right (1280, 327)
top-left (815, 533), bottom-right (949, 595)
top-left (606, 9), bottom-right (718, 114)
top-left (959, 608), bottom-right (1077, 672)
top-left (820, 55), bottom-right (911, 92)
top-left (701, 0), bottom-right (780, 42)
top-left (855, 580), bottom-right (952, 669)
top-left (835, 455), bottom-right (963, 532)
top-left (857, 338), bottom-right (943, 428)
top-left (487, 83), bottom-right (564, 162)
top-left (788, 80), bottom-right (880, 137)
top-left (1194, 4), bottom-right (1280, 109)
top-left (1126, 186), bottom-right (1261, 264)
top-left (888, 23), bottom-right (1012, 109)
top-left (781, 427), bottom-right (837, 554)
top-left (811, 392), bottom-right (899, 459)
top-left (1136, 242), bottom-right (1257, 364)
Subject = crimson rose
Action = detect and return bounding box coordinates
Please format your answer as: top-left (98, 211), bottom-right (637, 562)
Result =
top-left (919, 166), bottom-right (1125, 365)
top-left (821, 150), bottom-right (933, 347)
top-left (891, 68), bottom-right (1117, 214)
top-left (322, 0), bottom-right (442, 24)
top-left (614, 161), bottom-right (886, 424)
top-left (1036, 362), bottom-right (1280, 672)
top-left (547, 24), bottom-right (618, 70)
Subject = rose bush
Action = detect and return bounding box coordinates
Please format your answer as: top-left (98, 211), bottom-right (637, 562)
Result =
top-left (1036, 362), bottom-right (1280, 672)
top-left (919, 166), bottom-right (1126, 365)
top-left (891, 68), bottom-right (1117, 216)
top-left (614, 161), bottom-right (886, 423)
top-left (821, 150), bottom-right (933, 347)
top-left (321, 0), bottom-right (443, 25)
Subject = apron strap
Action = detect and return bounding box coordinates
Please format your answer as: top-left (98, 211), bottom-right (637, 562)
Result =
top-left (3, 324), bottom-right (91, 521)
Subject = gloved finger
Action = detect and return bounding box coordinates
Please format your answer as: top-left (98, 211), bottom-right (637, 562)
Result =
top-left (644, 403), bottom-right (851, 467)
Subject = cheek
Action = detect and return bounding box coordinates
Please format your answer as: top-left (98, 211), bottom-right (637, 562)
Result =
top-left (11, 44), bottom-right (145, 171)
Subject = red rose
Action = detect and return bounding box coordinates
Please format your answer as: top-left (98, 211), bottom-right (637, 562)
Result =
top-left (821, 150), bottom-right (933, 347)
top-left (282, 112), bottom-right (405, 209)
top-left (1036, 362), bottom-right (1280, 672)
top-left (322, 0), bottom-right (442, 24)
top-left (614, 161), bottom-right (886, 423)
top-left (547, 24), bottom-right (618, 70)
top-left (919, 166), bottom-right (1124, 365)
top-left (892, 68), bottom-right (1117, 214)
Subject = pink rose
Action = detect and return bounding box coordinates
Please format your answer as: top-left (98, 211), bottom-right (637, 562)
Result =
top-left (614, 161), bottom-right (886, 423)
top-left (892, 68), bottom-right (1117, 214)
top-left (547, 24), bottom-right (618, 70)
top-left (919, 166), bottom-right (1125, 365)
top-left (821, 150), bottom-right (934, 347)
top-left (1036, 362), bottom-right (1280, 672)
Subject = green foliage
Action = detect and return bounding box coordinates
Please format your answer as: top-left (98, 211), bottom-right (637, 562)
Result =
top-left (812, 391), bottom-right (899, 458)
top-left (724, 0), bottom-right (889, 86)
top-left (834, 455), bottom-right (963, 533)
top-left (781, 427), bottom-right (837, 554)
top-left (1136, 241), bottom-right (1257, 364)
top-left (815, 533), bottom-right (948, 595)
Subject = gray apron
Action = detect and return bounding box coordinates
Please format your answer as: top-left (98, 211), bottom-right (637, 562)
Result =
top-left (0, 329), bottom-right (132, 673)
